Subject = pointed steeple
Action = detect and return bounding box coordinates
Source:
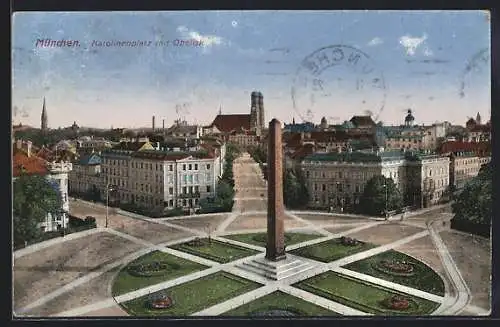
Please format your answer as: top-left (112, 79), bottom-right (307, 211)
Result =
top-left (219, 104), bottom-right (222, 115)
top-left (41, 97), bottom-right (48, 131)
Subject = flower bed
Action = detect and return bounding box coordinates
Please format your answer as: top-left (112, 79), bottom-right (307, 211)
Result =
top-left (251, 309), bottom-right (297, 316)
top-left (128, 261), bottom-right (181, 277)
top-left (146, 293), bottom-right (174, 310)
top-left (339, 236), bottom-right (361, 246)
top-left (186, 237), bottom-right (209, 247)
top-left (382, 295), bottom-right (410, 310)
top-left (373, 260), bottom-right (415, 277)
top-left (252, 234), bottom-right (292, 244)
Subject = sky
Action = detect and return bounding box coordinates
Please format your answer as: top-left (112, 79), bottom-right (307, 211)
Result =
top-left (12, 10), bottom-right (491, 129)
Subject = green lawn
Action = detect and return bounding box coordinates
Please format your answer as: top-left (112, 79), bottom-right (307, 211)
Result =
top-left (169, 239), bottom-right (260, 263)
top-left (294, 271), bottom-right (440, 315)
top-left (120, 271), bottom-right (262, 316)
top-left (223, 232), bottom-right (322, 247)
top-left (222, 291), bottom-right (340, 316)
top-left (289, 238), bottom-right (377, 263)
top-left (343, 250), bottom-right (445, 296)
top-left (112, 251), bottom-right (209, 296)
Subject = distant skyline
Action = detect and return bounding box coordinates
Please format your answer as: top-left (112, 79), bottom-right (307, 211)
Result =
top-left (12, 11), bottom-right (490, 129)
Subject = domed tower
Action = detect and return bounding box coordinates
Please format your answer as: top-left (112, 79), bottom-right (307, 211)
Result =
top-left (320, 116), bottom-right (328, 129)
top-left (404, 109), bottom-right (415, 127)
top-left (257, 92), bottom-right (265, 130)
top-left (71, 121), bottom-right (80, 138)
top-left (250, 91), bottom-right (259, 131)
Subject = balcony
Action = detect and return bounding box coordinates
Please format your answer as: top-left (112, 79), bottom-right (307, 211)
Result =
top-left (178, 191), bottom-right (201, 199)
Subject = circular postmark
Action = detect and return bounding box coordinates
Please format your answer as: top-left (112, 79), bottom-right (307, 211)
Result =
top-left (459, 48), bottom-right (490, 98)
top-left (291, 45), bottom-right (386, 122)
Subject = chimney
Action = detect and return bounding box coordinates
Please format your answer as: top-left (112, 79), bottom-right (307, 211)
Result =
top-left (152, 115), bottom-right (156, 131)
top-left (162, 119), bottom-right (165, 131)
top-left (27, 141), bottom-right (32, 157)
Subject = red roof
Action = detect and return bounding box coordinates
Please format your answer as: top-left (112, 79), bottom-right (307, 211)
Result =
top-left (210, 114), bottom-right (251, 133)
top-left (439, 141), bottom-right (491, 156)
top-left (12, 148), bottom-right (48, 177)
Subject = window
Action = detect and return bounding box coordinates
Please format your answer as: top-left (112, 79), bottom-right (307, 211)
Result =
top-left (169, 187), bottom-right (173, 195)
top-left (189, 164), bottom-right (192, 170)
top-left (195, 164), bottom-right (198, 170)
top-left (183, 164), bottom-right (186, 171)
top-left (207, 186), bottom-right (211, 192)
top-left (206, 164), bottom-right (211, 169)
top-left (194, 185), bottom-right (199, 193)
top-left (322, 184), bottom-right (326, 191)
top-left (189, 186), bottom-right (193, 193)
top-left (194, 174), bottom-right (199, 183)
top-left (182, 186), bottom-right (187, 194)
top-left (189, 175), bottom-right (193, 183)
top-left (169, 199), bottom-right (173, 207)
top-left (169, 165), bottom-right (173, 171)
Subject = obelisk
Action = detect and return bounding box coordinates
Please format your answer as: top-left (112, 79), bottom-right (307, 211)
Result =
top-left (265, 119), bottom-right (286, 261)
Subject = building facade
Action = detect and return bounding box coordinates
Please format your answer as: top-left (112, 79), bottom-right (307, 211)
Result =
top-left (301, 149), bottom-right (450, 211)
top-left (449, 152), bottom-right (490, 189)
top-left (99, 142), bottom-right (224, 212)
top-left (301, 150), bottom-right (407, 210)
top-left (68, 152), bottom-right (103, 197)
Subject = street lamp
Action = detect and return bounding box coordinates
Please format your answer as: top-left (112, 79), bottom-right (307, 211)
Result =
top-left (383, 179), bottom-right (388, 220)
top-left (105, 183), bottom-right (116, 228)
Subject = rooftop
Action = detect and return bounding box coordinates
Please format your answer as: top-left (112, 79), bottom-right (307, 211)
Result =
top-left (13, 148), bottom-right (49, 177)
top-left (210, 114), bottom-right (251, 133)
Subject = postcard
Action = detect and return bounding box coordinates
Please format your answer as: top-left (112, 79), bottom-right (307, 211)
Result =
top-left (12, 10), bottom-right (491, 318)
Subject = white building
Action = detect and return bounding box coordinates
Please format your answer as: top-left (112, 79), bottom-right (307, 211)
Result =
top-left (100, 141), bottom-right (225, 213)
top-left (44, 162), bottom-right (73, 231)
top-left (13, 140), bottom-right (73, 232)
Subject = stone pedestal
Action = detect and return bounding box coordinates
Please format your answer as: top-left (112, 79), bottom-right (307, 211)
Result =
top-left (238, 255), bottom-right (316, 281)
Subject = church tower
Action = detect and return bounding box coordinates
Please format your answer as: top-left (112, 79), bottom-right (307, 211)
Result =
top-left (250, 91), bottom-right (259, 131)
top-left (257, 92), bottom-right (265, 130)
top-left (41, 97), bottom-right (48, 132)
top-left (476, 112), bottom-right (482, 125)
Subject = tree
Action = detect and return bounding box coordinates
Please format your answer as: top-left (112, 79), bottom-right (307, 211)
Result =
top-left (248, 145), bottom-right (267, 163)
top-left (13, 174), bottom-right (63, 248)
top-left (452, 163), bottom-right (492, 225)
top-left (283, 168), bottom-right (309, 209)
top-left (359, 175), bottom-right (403, 216)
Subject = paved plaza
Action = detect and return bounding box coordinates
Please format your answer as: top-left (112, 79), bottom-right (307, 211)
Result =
top-left (13, 153), bottom-right (491, 317)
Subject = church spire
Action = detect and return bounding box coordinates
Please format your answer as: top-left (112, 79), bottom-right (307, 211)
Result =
top-left (219, 103), bottom-right (222, 115)
top-left (41, 97), bottom-right (48, 132)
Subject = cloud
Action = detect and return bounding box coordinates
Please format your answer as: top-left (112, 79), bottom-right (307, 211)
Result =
top-left (367, 37), bottom-right (383, 46)
top-left (399, 34), bottom-right (428, 56)
top-left (176, 25), bottom-right (224, 48)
